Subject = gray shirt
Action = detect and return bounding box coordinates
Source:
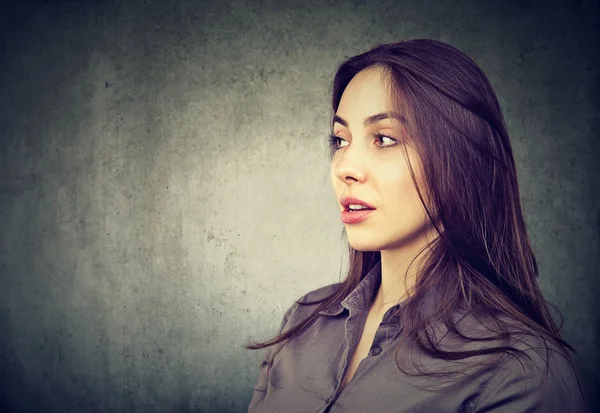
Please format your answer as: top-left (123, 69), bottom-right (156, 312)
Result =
top-left (248, 262), bottom-right (587, 412)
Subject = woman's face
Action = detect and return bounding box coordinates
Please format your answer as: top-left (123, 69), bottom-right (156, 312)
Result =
top-left (330, 66), bottom-right (436, 252)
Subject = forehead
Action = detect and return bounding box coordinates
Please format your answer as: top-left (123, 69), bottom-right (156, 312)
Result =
top-left (337, 66), bottom-right (393, 117)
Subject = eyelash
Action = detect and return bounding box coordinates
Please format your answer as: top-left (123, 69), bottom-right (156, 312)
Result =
top-left (328, 133), bottom-right (398, 152)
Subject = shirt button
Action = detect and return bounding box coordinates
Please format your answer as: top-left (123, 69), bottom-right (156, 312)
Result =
top-left (370, 345), bottom-right (382, 356)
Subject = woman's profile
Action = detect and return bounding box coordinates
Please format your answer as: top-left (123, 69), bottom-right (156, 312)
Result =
top-left (245, 39), bottom-right (587, 412)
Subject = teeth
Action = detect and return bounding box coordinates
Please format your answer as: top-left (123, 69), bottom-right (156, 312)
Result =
top-left (348, 204), bottom-right (367, 210)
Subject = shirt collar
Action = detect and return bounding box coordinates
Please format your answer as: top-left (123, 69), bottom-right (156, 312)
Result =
top-left (317, 262), bottom-right (472, 333)
top-left (318, 261), bottom-right (382, 316)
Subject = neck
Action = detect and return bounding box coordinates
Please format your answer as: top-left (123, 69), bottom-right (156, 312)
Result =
top-left (372, 224), bottom-right (439, 312)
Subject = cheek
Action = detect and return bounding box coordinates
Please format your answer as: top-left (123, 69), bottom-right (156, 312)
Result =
top-left (379, 164), bottom-right (422, 214)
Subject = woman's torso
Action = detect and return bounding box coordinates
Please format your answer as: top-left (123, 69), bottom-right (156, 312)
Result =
top-left (248, 267), bottom-right (585, 413)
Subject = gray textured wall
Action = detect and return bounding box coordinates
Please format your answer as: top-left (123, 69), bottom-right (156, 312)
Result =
top-left (0, 0), bottom-right (598, 412)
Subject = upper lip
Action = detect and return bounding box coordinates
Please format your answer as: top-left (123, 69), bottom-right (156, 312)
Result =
top-left (340, 196), bottom-right (376, 210)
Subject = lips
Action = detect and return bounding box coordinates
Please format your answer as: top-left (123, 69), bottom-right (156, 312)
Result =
top-left (339, 195), bottom-right (376, 211)
top-left (340, 208), bottom-right (375, 224)
top-left (339, 195), bottom-right (376, 224)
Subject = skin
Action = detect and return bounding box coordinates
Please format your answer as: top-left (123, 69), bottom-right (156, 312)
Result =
top-left (330, 66), bottom-right (440, 317)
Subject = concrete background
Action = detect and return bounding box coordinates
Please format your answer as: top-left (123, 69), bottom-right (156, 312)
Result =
top-left (0, 0), bottom-right (598, 412)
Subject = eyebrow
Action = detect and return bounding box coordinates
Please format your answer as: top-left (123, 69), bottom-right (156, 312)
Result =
top-left (332, 112), bottom-right (406, 128)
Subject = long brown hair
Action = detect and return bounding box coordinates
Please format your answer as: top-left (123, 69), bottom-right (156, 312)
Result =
top-left (246, 39), bottom-right (577, 384)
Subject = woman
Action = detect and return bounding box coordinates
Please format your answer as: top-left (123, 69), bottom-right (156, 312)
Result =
top-left (245, 39), bottom-right (587, 412)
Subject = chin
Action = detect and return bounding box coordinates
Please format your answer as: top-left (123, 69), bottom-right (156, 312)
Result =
top-left (346, 237), bottom-right (385, 252)
top-left (349, 245), bottom-right (381, 252)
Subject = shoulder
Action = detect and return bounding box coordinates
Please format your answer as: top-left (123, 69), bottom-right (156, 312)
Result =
top-left (472, 343), bottom-right (586, 412)
top-left (463, 314), bottom-right (587, 412)
top-left (453, 310), bottom-right (579, 375)
top-left (431, 310), bottom-right (587, 412)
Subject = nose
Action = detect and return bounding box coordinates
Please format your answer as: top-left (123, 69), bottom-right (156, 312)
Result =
top-left (333, 151), bottom-right (367, 184)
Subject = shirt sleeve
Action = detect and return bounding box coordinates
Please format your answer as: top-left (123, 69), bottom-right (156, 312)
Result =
top-left (247, 301), bottom-right (299, 413)
top-left (472, 347), bottom-right (587, 413)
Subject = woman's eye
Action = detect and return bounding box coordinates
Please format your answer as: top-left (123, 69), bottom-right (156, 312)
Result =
top-left (328, 135), bottom-right (349, 150)
top-left (328, 133), bottom-right (398, 152)
top-left (374, 133), bottom-right (398, 148)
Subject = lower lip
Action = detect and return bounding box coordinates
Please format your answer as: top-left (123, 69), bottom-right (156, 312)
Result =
top-left (341, 209), bottom-right (376, 224)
